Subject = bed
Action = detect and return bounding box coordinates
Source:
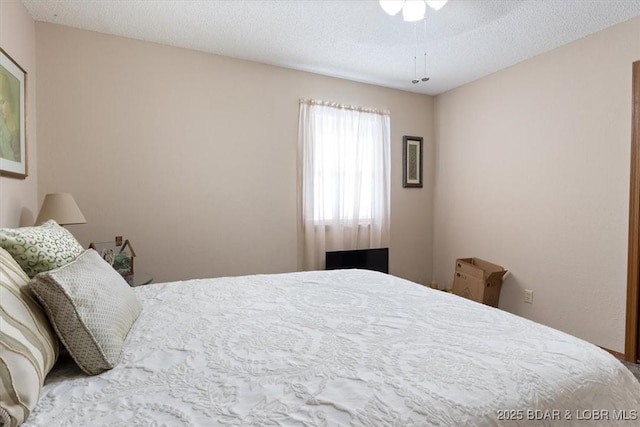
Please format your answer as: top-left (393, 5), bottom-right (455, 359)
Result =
top-left (1, 221), bottom-right (638, 426)
top-left (19, 268), bottom-right (640, 426)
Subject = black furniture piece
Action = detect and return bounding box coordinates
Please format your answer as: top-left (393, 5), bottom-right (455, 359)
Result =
top-left (325, 248), bottom-right (389, 274)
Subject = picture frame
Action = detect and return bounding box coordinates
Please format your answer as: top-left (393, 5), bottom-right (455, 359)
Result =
top-left (403, 135), bottom-right (423, 188)
top-left (0, 48), bottom-right (27, 178)
top-left (89, 238), bottom-right (136, 277)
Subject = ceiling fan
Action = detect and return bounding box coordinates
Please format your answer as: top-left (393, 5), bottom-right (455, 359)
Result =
top-left (379, 1), bottom-right (449, 84)
top-left (379, 0), bottom-right (449, 22)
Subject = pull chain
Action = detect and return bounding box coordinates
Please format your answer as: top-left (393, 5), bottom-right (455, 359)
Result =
top-left (422, 19), bottom-right (430, 82)
top-left (411, 21), bottom-right (429, 84)
top-left (412, 24), bottom-right (419, 84)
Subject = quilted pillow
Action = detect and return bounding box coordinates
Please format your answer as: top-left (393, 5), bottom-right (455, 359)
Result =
top-left (0, 247), bottom-right (59, 427)
top-left (29, 249), bottom-right (142, 375)
top-left (0, 220), bottom-right (84, 278)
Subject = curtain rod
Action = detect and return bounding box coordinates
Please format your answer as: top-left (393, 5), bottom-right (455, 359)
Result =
top-left (300, 98), bottom-right (390, 116)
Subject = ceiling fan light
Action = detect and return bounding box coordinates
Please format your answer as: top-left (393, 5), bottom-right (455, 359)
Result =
top-left (379, 0), bottom-right (404, 16)
top-left (402, 0), bottom-right (426, 22)
top-left (426, 0), bottom-right (448, 11)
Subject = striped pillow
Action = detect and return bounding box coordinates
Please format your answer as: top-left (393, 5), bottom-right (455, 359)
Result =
top-left (0, 247), bottom-right (59, 426)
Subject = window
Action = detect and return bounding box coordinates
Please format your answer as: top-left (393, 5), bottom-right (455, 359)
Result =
top-left (298, 99), bottom-right (390, 270)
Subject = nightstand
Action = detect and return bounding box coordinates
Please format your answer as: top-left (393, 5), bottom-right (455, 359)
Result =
top-left (127, 273), bottom-right (153, 287)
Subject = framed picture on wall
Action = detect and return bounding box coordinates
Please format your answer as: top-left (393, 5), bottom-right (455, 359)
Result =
top-left (0, 48), bottom-right (27, 179)
top-left (403, 135), bottom-right (423, 188)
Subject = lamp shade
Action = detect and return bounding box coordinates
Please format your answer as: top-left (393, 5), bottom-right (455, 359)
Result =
top-left (35, 193), bottom-right (87, 226)
top-left (402, 0), bottom-right (426, 22)
top-left (426, 0), bottom-right (448, 11)
top-left (379, 0), bottom-right (404, 16)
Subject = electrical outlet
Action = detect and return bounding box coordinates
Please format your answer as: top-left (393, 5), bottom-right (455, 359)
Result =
top-left (524, 289), bottom-right (533, 304)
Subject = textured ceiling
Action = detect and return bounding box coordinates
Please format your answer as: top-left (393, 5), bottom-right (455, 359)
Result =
top-left (21, 0), bottom-right (640, 95)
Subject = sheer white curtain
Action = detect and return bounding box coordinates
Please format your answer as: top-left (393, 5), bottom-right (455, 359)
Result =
top-left (298, 99), bottom-right (390, 270)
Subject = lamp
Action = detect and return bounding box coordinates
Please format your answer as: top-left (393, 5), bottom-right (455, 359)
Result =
top-left (379, 0), bottom-right (448, 21)
top-left (426, 0), bottom-right (448, 11)
top-left (403, 0), bottom-right (426, 22)
top-left (379, 0), bottom-right (404, 16)
top-left (35, 193), bottom-right (87, 226)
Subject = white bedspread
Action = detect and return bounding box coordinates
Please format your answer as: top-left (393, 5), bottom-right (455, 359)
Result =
top-left (25, 270), bottom-right (640, 426)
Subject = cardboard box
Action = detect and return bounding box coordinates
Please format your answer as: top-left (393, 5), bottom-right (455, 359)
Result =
top-left (452, 258), bottom-right (507, 307)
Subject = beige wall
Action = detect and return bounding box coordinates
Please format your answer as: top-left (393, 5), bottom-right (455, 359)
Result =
top-left (0, 0), bottom-right (38, 227)
top-left (35, 23), bottom-right (434, 284)
top-left (7, 4), bottom-right (639, 353)
top-left (433, 16), bottom-right (640, 353)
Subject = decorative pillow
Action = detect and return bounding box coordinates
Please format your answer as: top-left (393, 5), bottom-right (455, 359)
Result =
top-left (0, 220), bottom-right (84, 278)
top-left (29, 249), bottom-right (142, 376)
top-left (0, 247), bottom-right (59, 427)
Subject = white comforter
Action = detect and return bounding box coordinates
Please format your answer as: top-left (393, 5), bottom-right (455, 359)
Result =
top-left (26, 270), bottom-right (640, 426)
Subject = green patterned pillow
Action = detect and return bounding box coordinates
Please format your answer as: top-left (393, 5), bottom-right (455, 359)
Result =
top-left (0, 220), bottom-right (84, 278)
